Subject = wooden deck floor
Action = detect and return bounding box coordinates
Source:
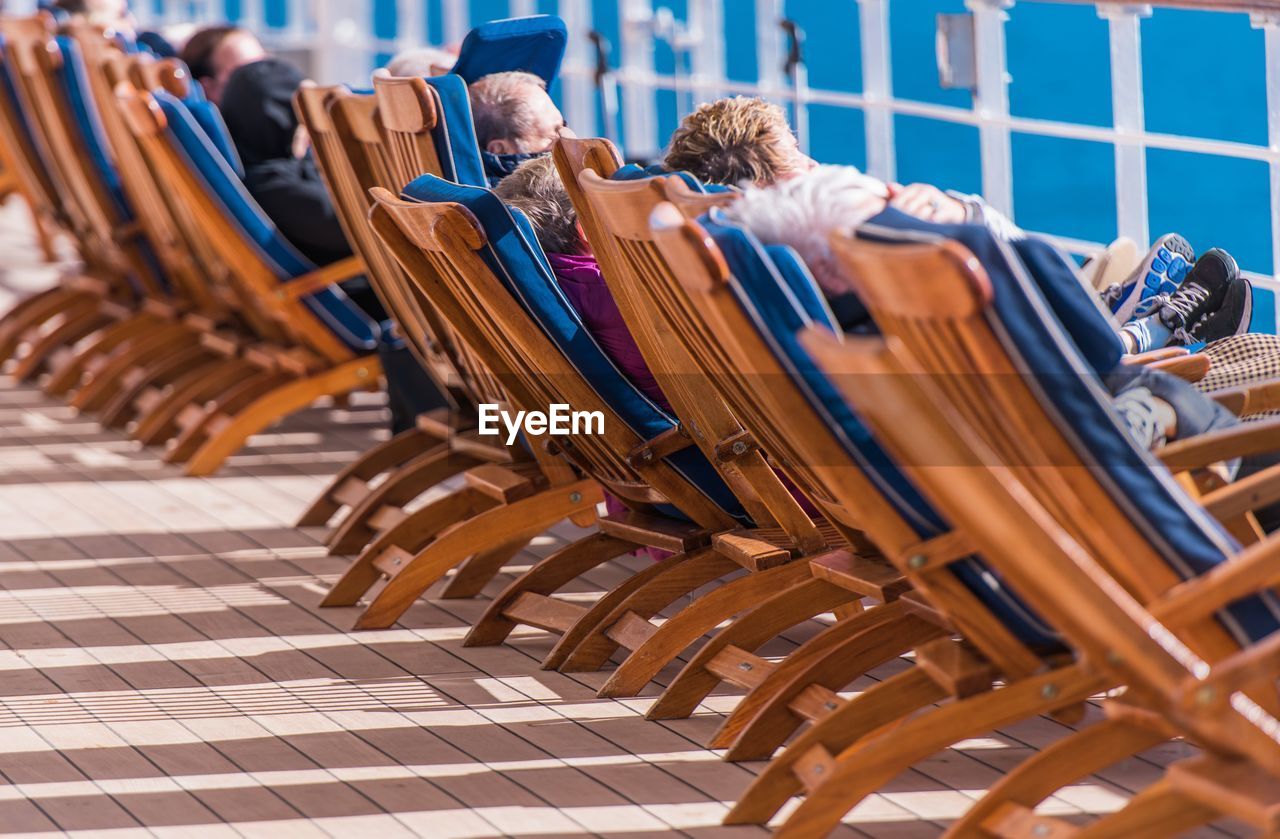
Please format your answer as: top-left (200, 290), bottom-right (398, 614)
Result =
top-left (0, 202), bottom-right (1234, 838)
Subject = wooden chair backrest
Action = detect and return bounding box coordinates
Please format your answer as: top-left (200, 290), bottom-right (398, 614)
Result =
top-left (367, 186), bottom-right (741, 531)
top-left (73, 30), bottom-right (218, 314)
top-left (0, 18), bottom-right (63, 244)
top-left (645, 203), bottom-right (1043, 676)
top-left (802, 321), bottom-right (1280, 774)
top-left (371, 74), bottom-right (446, 193)
top-left (295, 84), bottom-right (463, 399)
top-left (569, 150), bottom-right (826, 553)
top-left (1, 14), bottom-right (134, 286)
top-left (825, 232), bottom-right (1251, 674)
top-left (115, 82), bottom-right (353, 364)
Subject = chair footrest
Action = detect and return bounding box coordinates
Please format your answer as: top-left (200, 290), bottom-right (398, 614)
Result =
top-left (463, 463), bottom-right (540, 502)
top-left (713, 528), bottom-right (796, 572)
top-left (808, 550), bottom-right (909, 601)
top-left (598, 511), bottom-right (712, 553)
top-left (502, 592), bottom-right (588, 634)
top-left (605, 610), bottom-right (658, 652)
top-left (705, 646), bottom-right (774, 690)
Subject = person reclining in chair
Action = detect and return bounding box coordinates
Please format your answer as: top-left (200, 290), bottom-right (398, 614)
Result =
top-left (469, 71), bottom-right (574, 187)
top-left (666, 96), bottom-right (1254, 356)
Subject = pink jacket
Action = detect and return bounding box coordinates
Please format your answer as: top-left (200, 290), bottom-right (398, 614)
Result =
top-left (547, 251), bottom-right (670, 411)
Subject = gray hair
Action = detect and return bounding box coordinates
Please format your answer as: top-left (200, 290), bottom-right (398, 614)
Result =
top-left (386, 47), bottom-right (455, 78)
top-left (469, 70), bottom-right (547, 150)
top-left (495, 156), bottom-right (581, 256)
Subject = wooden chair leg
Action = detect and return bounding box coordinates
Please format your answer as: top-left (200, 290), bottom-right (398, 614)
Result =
top-left (298, 419), bottom-right (442, 527)
top-left (757, 665), bottom-right (1107, 837)
top-left (98, 342), bottom-right (213, 428)
top-left (944, 718), bottom-right (1172, 838)
top-left (541, 545), bottom-right (721, 670)
top-left (67, 321), bottom-right (192, 412)
top-left (42, 310), bottom-right (163, 397)
top-left (555, 549), bottom-right (742, 673)
top-left (0, 286), bottom-right (87, 364)
top-left (596, 560), bottom-right (817, 699)
top-left (465, 532), bottom-right (638, 648)
top-left (350, 479), bottom-right (603, 630)
top-left (323, 486), bottom-right (501, 606)
top-left (645, 575), bottom-right (860, 721)
top-left (1073, 778), bottom-right (1218, 839)
top-left (719, 608), bottom-right (946, 761)
top-left (10, 301), bottom-right (114, 381)
top-left (129, 356), bottom-right (256, 445)
top-left (438, 537), bottom-right (533, 599)
top-left (325, 447), bottom-right (485, 556)
top-left (162, 369), bottom-right (297, 465)
top-left (183, 357), bottom-right (382, 476)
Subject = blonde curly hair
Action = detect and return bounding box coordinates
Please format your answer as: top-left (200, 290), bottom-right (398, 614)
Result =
top-left (664, 97), bottom-right (804, 187)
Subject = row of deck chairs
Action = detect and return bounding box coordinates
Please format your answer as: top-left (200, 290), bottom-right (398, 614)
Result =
top-left (7, 10), bottom-right (1280, 835)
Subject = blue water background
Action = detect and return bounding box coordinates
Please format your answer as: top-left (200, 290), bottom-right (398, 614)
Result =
top-left (246, 0), bottom-right (1274, 274)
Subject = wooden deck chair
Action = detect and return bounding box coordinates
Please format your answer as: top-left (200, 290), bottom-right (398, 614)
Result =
top-left (803, 241), bottom-right (1280, 839)
top-left (0, 14), bottom-right (148, 379)
top-left (633, 202), bottom-right (1082, 805)
top-left (36, 29), bottom-right (224, 413)
top-left (536, 147), bottom-right (911, 700)
top-left (448, 142), bottom-right (877, 696)
top-left (114, 82), bottom-right (386, 475)
top-left (362, 172), bottom-right (804, 640)
top-left (718, 212), bottom-right (1280, 834)
top-left (293, 82), bottom-right (515, 559)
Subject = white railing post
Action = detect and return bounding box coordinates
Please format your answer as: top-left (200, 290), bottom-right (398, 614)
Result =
top-left (967, 0), bottom-right (1014, 218)
top-left (1101, 4), bottom-right (1152, 248)
top-left (397, 0), bottom-right (426, 51)
top-left (755, 0), bottom-right (785, 102)
top-left (511, 0), bottom-right (537, 17)
top-left (559, 0), bottom-right (597, 135)
top-left (442, 0), bottom-right (467, 45)
top-left (1254, 11), bottom-right (1280, 277)
top-left (621, 0), bottom-right (657, 158)
top-left (686, 0), bottom-right (724, 105)
top-left (858, 0), bottom-right (896, 182)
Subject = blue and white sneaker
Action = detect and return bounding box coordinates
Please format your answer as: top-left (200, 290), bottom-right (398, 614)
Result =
top-left (1102, 233), bottom-right (1195, 324)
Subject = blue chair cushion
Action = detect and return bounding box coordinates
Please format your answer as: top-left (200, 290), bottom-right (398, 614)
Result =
top-left (401, 173), bottom-right (748, 523)
top-left (153, 90), bottom-right (377, 352)
top-left (452, 15), bottom-right (567, 88)
top-left (859, 207), bottom-right (1280, 645)
top-left (54, 36), bottom-right (127, 218)
top-left (423, 75), bottom-right (487, 188)
top-left (702, 210), bottom-right (1061, 649)
top-left (177, 75), bottom-right (244, 178)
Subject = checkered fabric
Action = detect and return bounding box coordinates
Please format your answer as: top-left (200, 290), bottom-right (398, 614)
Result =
top-left (1197, 333), bottom-right (1280, 419)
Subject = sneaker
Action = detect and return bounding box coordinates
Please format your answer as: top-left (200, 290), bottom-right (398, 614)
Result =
top-left (1085, 237), bottom-right (1140, 293)
top-left (1155, 248), bottom-right (1240, 344)
top-left (1190, 274), bottom-right (1253, 344)
top-left (1102, 233), bottom-right (1195, 324)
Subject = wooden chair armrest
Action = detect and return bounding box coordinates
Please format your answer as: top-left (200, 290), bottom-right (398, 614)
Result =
top-left (1123, 347), bottom-right (1190, 366)
top-left (1200, 462), bottom-right (1280, 523)
top-left (1158, 417), bottom-right (1280, 471)
top-left (276, 256), bottom-right (364, 302)
top-left (1146, 352), bottom-right (1210, 383)
top-left (1208, 379), bottom-right (1280, 419)
top-left (1152, 528), bottom-right (1280, 628)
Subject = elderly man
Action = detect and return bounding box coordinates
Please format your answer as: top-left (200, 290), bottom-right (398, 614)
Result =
top-left (468, 70), bottom-right (573, 186)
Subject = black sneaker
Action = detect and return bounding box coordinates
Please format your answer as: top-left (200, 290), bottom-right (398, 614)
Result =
top-left (1190, 274), bottom-right (1253, 344)
top-left (1154, 248), bottom-right (1239, 344)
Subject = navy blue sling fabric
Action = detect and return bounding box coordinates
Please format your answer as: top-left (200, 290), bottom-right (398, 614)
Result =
top-left (178, 76), bottom-right (244, 178)
top-left (452, 15), bottom-right (567, 87)
top-left (53, 36), bottom-right (127, 216)
top-left (421, 75), bottom-right (487, 188)
top-left (400, 173), bottom-right (747, 522)
top-left (153, 89), bottom-right (378, 352)
top-left (701, 210), bottom-right (1060, 649)
top-left (858, 207), bottom-right (1280, 644)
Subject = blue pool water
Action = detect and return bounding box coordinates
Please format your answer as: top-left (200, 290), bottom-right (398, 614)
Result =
top-left (239, 0), bottom-right (1273, 276)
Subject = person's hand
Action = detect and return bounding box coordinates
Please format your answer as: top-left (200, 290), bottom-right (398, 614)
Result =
top-left (888, 182), bottom-right (967, 224)
top-left (292, 125), bottom-right (312, 159)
